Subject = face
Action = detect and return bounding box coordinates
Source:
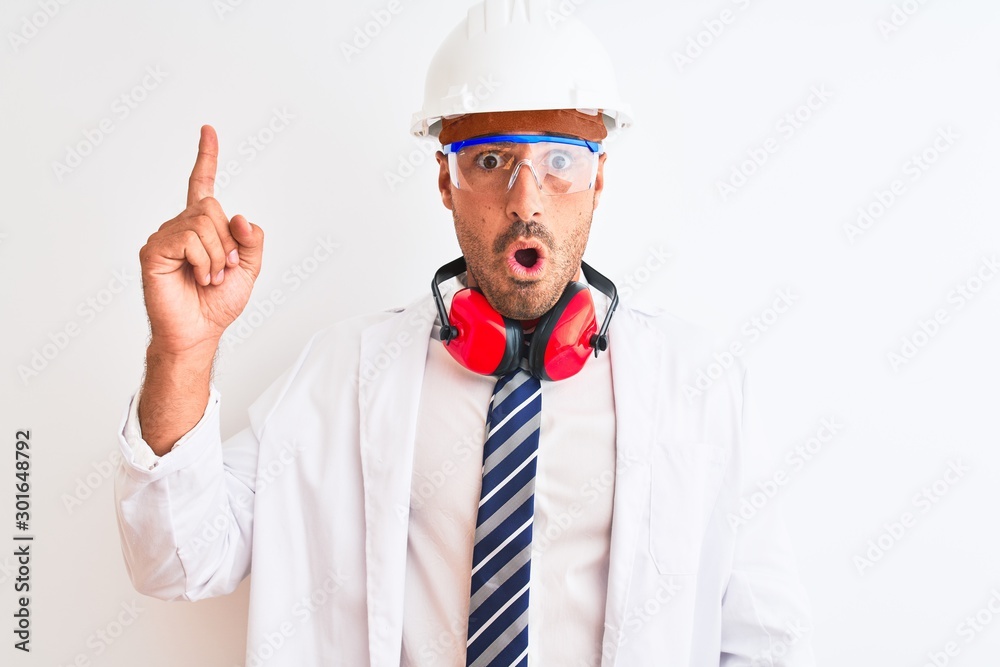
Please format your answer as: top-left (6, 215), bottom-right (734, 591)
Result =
top-left (436, 131), bottom-right (607, 320)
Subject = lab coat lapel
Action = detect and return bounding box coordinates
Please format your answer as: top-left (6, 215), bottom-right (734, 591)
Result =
top-left (357, 297), bottom-right (437, 667)
top-left (601, 306), bottom-right (661, 666)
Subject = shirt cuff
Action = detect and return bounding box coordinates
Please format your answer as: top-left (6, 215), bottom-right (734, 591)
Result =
top-left (121, 383), bottom-right (221, 471)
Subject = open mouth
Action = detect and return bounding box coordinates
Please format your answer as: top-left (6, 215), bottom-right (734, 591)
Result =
top-left (514, 247), bottom-right (539, 268)
top-left (506, 241), bottom-right (546, 278)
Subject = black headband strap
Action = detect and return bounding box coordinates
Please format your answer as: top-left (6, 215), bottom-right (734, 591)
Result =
top-left (431, 256), bottom-right (468, 343)
top-left (580, 261), bottom-right (618, 355)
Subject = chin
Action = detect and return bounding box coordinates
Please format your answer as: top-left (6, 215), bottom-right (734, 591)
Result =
top-left (488, 280), bottom-right (562, 321)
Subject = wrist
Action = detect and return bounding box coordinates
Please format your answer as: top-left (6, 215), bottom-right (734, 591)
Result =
top-left (146, 337), bottom-right (219, 368)
top-left (139, 341), bottom-right (216, 456)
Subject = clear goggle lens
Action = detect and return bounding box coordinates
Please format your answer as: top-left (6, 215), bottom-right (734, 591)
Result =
top-left (443, 134), bottom-right (603, 196)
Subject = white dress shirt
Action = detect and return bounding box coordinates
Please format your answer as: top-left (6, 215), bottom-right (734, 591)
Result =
top-left (122, 274), bottom-right (617, 667)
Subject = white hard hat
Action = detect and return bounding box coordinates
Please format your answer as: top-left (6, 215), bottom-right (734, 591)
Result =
top-left (410, 0), bottom-right (633, 139)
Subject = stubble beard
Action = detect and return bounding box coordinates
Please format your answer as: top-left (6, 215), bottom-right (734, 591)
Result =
top-left (452, 210), bottom-right (593, 320)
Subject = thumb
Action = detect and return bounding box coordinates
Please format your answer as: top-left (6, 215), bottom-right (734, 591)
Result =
top-left (229, 214), bottom-right (264, 271)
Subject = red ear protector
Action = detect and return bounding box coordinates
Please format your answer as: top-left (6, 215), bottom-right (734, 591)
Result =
top-left (430, 256), bottom-right (619, 381)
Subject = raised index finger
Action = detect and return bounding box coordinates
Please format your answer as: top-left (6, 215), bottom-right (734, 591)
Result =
top-left (187, 124), bottom-right (218, 208)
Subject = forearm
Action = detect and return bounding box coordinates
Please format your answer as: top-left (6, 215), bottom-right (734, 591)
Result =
top-left (138, 340), bottom-right (218, 456)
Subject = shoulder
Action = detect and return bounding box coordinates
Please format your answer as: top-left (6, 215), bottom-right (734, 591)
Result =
top-left (613, 302), bottom-right (748, 408)
top-left (615, 302), bottom-right (735, 360)
top-left (246, 296), bottom-right (436, 427)
top-left (303, 293), bottom-right (438, 357)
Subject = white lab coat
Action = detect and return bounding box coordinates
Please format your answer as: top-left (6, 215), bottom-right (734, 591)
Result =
top-left (114, 291), bottom-right (816, 666)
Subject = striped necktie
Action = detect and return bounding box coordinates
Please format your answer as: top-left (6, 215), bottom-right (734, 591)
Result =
top-left (465, 353), bottom-right (542, 667)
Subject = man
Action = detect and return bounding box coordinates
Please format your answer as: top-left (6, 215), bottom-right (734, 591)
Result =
top-left (115, 1), bottom-right (815, 665)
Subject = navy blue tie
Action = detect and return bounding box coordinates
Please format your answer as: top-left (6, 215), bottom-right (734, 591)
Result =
top-left (465, 354), bottom-right (541, 667)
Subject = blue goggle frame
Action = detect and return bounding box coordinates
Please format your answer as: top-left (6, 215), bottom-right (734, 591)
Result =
top-left (442, 133), bottom-right (604, 155)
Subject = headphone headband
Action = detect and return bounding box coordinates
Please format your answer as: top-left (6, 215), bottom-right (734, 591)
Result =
top-left (431, 256), bottom-right (469, 342)
top-left (579, 261), bottom-right (618, 355)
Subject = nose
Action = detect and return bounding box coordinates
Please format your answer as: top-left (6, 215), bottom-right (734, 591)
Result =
top-left (505, 159), bottom-right (544, 222)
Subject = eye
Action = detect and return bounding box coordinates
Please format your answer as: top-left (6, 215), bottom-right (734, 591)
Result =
top-left (475, 151), bottom-right (505, 171)
top-left (545, 150), bottom-right (574, 172)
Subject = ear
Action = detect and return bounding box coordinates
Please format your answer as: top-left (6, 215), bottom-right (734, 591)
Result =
top-left (592, 152), bottom-right (608, 210)
top-left (436, 151), bottom-right (454, 211)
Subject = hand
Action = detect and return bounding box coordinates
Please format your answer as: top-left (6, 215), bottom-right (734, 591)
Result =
top-left (139, 125), bottom-right (264, 355)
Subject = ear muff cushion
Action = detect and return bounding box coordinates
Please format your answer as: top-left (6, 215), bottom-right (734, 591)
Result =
top-left (529, 283), bottom-right (598, 381)
top-left (447, 288), bottom-right (522, 375)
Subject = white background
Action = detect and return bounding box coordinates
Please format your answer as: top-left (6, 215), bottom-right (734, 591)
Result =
top-left (1, 0), bottom-right (999, 665)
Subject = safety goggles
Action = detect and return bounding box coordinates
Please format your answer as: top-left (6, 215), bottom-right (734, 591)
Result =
top-left (442, 134), bottom-right (604, 196)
